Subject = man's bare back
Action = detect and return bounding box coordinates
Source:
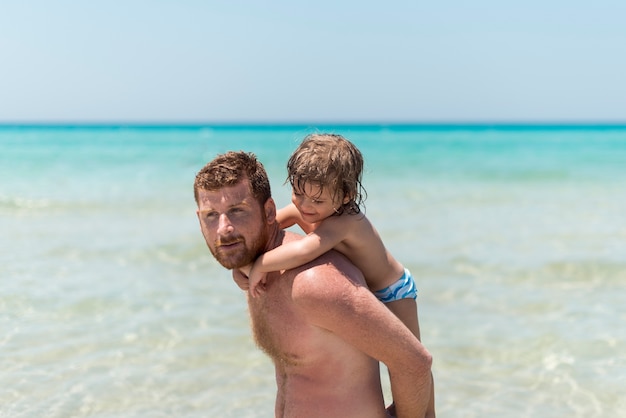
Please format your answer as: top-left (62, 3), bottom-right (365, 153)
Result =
top-left (248, 231), bottom-right (389, 417)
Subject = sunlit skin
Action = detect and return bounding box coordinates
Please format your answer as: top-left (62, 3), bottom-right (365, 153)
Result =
top-left (248, 182), bottom-right (407, 303)
top-left (195, 176), bottom-right (433, 417)
top-left (245, 181), bottom-right (437, 418)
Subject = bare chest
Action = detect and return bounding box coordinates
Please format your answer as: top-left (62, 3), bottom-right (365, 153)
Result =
top-left (248, 283), bottom-right (316, 366)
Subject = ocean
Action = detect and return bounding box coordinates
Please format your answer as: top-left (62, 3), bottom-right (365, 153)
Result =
top-left (1, 124), bottom-right (625, 417)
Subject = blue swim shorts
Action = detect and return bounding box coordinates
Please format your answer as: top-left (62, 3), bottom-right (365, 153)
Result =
top-left (373, 268), bottom-right (418, 303)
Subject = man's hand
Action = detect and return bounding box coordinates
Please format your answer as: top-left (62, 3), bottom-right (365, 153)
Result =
top-left (231, 269), bottom-right (250, 291)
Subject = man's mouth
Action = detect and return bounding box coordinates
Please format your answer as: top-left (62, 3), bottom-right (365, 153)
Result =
top-left (217, 239), bottom-right (242, 249)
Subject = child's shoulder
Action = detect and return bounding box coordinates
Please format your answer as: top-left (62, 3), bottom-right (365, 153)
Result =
top-left (322, 211), bottom-right (368, 230)
top-left (335, 211), bottom-right (367, 222)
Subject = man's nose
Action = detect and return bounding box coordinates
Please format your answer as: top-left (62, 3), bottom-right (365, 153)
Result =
top-left (217, 214), bottom-right (234, 235)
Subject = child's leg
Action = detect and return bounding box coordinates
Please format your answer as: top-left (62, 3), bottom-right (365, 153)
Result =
top-left (386, 298), bottom-right (436, 417)
top-left (386, 298), bottom-right (420, 338)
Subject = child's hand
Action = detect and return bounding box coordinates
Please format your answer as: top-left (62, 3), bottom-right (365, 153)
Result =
top-left (232, 269), bottom-right (249, 291)
top-left (248, 264), bottom-right (268, 298)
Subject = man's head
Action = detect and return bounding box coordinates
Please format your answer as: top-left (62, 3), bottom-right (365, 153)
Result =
top-left (194, 151), bottom-right (271, 206)
top-left (194, 151), bottom-right (276, 269)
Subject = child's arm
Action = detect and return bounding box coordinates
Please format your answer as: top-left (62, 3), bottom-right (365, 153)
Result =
top-left (276, 203), bottom-right (300, 230)
top-left (248, 216), bottom-right (350, 297)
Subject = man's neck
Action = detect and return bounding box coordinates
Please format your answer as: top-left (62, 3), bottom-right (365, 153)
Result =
top-left (264, 222), bottom-right (284, 253)
top-left (238, 223), bottom-right (283, 277)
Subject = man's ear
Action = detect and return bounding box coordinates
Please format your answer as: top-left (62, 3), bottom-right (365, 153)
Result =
top-left (264, 198), bottom-right (277, 224)
top-left (195, 209), bottom-right (203, 228)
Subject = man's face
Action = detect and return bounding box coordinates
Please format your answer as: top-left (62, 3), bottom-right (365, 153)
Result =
top-left (196, 178), bottom-right (271, 269)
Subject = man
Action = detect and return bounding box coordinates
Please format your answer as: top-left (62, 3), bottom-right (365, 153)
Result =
top-left (194, 151), bottom-right (432, 417)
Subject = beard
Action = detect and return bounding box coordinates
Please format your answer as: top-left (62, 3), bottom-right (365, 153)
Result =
top-left (210, 227), bottom-right (269, 270)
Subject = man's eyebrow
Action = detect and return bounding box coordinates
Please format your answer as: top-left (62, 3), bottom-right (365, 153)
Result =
top-left (198, 201), bottom-right (249, 212)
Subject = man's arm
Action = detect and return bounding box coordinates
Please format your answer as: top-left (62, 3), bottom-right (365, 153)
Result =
top-left (293, 259), bottom-right (432, 418)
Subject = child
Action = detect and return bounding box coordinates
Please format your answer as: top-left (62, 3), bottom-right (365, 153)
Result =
top-left (239, 133), bottom-right (435, 417)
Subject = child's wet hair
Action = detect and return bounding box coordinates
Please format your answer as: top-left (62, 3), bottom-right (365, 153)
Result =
top-left (287, 133), bottom-right (366, 215)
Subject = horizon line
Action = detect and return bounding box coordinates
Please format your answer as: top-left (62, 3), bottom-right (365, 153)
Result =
top-left (2, 120), bottom-right (626, 129)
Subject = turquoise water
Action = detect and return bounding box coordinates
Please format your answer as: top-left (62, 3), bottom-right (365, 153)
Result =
top-left (1, 125), bottom-right (625, 417)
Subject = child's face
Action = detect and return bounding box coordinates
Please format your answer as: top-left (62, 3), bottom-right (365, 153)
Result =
top-left (291, 182), bottom-right (345, 224)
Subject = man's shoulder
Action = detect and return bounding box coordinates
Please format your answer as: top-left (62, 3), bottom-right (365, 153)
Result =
top-left (290, 250), bottom-right (365, 302)
top-left (287, 250), bottom-right (373, 334)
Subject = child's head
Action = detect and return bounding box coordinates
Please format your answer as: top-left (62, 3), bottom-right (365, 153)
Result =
top-left (287, 133), bottom-right (365, 215)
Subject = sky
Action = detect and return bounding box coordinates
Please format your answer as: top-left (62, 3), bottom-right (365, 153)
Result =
top-left (1, 0), bottom-right (625, 124)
